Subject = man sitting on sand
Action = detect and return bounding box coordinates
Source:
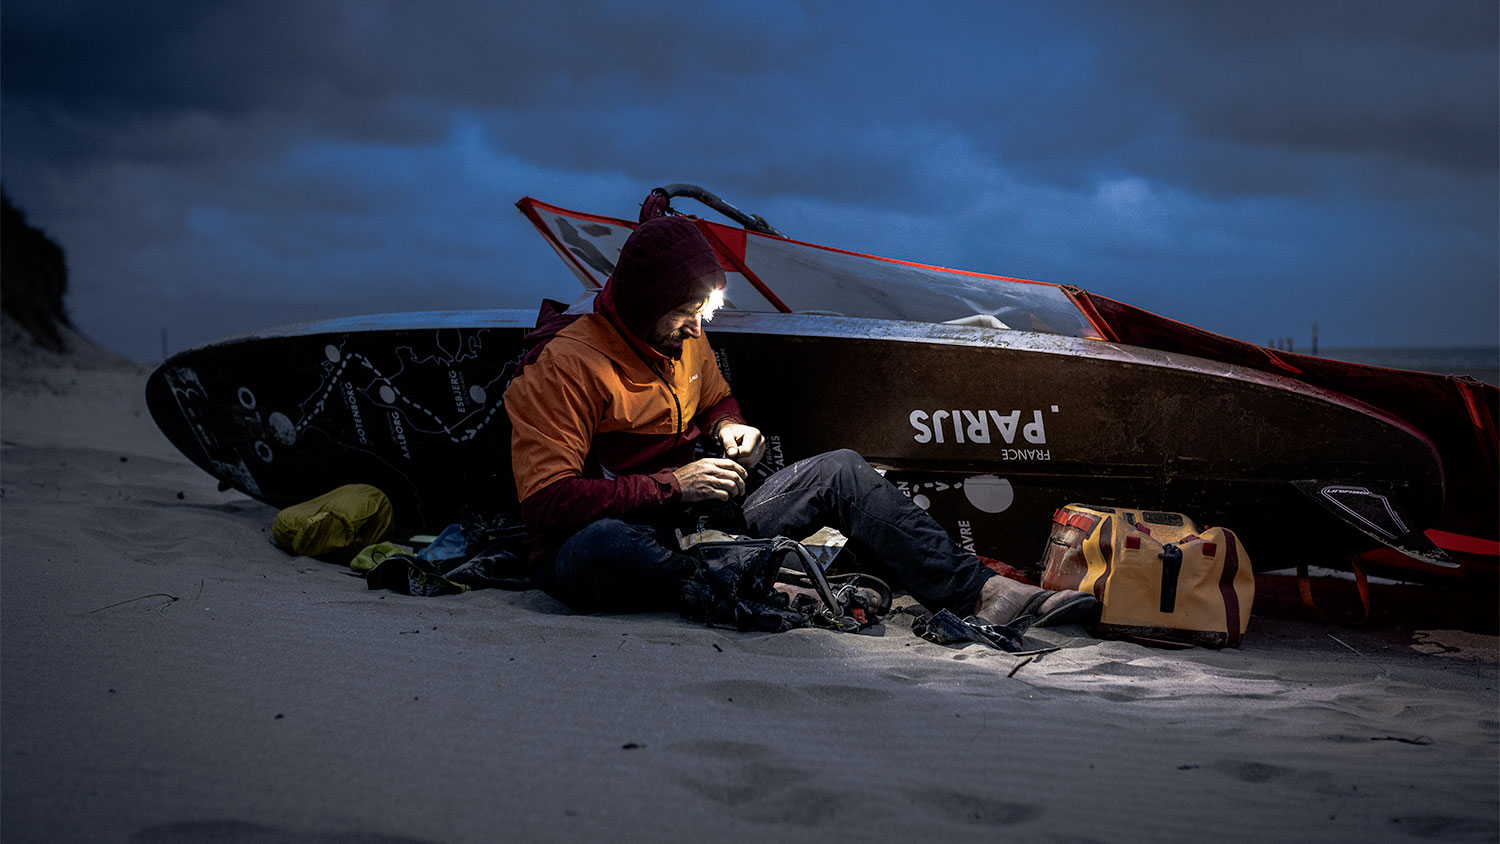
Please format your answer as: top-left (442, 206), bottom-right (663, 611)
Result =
top-left (504, 215), bottom-right (1098, 629)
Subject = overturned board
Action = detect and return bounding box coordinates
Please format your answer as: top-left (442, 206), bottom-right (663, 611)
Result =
top-left (147, 312), bottom-right (534, 529)
top-left (148, 308), bottom-right (1454, 578)
top-left (705, 312), bottom-right (1450, 576)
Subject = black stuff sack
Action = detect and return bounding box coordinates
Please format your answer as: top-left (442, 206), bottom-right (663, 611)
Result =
top-left (678, 536), bottom-right (811, 633)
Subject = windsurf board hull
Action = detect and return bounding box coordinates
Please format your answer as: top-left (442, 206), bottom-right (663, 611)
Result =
top-left (146, 308), bottom-right (1462, 581)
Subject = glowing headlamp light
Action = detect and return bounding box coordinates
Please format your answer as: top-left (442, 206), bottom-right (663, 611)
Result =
top-left (701, 286), bottom-right (726, 322)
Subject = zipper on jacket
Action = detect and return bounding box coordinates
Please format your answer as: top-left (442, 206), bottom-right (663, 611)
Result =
top-left (608, 319), bottom-right (685, 437)
top-left (666, 378), bottom-right (683, 437)
top-left (660, 359), bottom-right (683, 437)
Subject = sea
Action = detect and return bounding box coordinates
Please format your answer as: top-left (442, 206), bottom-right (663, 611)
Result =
top-left (1313, 346), bottom-right (1499, 387)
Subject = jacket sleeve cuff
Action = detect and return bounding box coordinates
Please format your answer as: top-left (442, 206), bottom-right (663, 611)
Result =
top-left (650, 468), bottom-right (681, 504)
top-left (701, 396), bottom-right (745, 432)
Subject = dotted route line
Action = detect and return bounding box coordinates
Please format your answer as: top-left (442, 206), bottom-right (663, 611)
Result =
top-left (292, 340), bottom-right (518, 445)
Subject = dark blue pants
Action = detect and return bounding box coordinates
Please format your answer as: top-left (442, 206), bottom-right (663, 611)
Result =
top-left (544, 450), bottom-right (995, 614)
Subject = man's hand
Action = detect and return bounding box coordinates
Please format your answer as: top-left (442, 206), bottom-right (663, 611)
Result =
top-left (675, 458), bottom-right (748, 503)
top-left (716, 421), bottom-right (767, 469)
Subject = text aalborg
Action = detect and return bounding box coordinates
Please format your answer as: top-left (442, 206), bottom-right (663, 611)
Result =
top-left (908, 407), bottom-right (1059, 458)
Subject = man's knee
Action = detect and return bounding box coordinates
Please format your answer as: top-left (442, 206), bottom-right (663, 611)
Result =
top-left (803, 448), bottom-right (870, 481)
top-left (823, 448), bottom-right (866, 469)
top-left (822, 449), bottom-right (892, 494)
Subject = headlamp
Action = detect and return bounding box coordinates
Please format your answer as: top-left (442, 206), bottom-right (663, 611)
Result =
top-left (701, 286), bottom-right (726, 322)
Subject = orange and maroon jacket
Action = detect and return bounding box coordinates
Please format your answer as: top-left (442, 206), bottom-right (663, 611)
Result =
top-left (504, 309), bottom-right (743, 562)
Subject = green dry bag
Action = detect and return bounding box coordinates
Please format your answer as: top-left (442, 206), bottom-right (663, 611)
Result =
top-left (271, 484), bottom-right (394, 561)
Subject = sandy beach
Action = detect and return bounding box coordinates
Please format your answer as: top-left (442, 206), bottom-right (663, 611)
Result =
top-left (3, 318), bottom-right (1497, 844)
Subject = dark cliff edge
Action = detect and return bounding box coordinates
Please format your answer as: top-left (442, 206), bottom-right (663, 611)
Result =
top-left (2, 192), bottom-right (141, 380)
top-left (2, 191), bottom-right (73, 354)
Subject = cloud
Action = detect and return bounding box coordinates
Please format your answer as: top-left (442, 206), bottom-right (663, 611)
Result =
top-left (1, 0), bottom-right (1495, 359)
top-left (1099, 2), bottom-right (1498, 182)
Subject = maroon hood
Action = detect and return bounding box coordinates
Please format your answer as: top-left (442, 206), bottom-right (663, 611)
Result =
top-left (595, 216), bottom-right (726, 344)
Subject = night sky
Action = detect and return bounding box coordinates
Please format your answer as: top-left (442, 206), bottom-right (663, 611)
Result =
top-left (3, 1), bottom-right (1496, 362)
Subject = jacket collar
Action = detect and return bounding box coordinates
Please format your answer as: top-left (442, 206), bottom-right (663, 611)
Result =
top-left (595, 283), bottom-right (677, 366)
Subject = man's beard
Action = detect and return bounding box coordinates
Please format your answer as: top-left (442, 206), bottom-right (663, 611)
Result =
top-left (649, 328), bottom-right (688, 357)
